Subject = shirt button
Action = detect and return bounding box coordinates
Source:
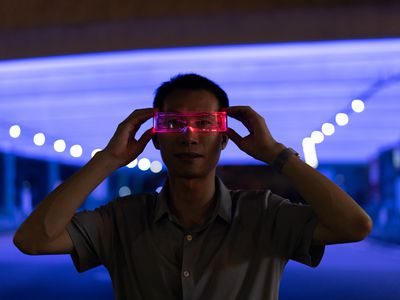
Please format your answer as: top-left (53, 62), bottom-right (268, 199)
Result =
top-left (186, 234), bottom-right (193, 241)
top-left (183, 271), bottom-right (190, 278)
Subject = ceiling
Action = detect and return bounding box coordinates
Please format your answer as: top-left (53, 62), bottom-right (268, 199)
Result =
top-left (1, 37), bottom-right (399, 166)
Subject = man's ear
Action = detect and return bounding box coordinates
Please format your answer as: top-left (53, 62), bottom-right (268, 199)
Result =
top-left (152, 134), bottom-right (160, 150)
top-left (221, 133), bottom-right (229, 150)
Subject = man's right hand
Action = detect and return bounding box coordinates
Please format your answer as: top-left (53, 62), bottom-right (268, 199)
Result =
top-left (101, 108), bottom-right (158, 169)
top-left (13, 107), bottom-right (159, 255)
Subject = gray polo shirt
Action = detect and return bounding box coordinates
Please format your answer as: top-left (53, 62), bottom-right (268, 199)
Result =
top-left (66, 175), bottom-right (325, 300)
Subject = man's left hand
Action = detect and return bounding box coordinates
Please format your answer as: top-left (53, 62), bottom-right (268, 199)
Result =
top-left (224, 106), bottom-right (285, 164)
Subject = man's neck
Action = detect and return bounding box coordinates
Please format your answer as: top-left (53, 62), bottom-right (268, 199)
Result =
top-left (167, 173), bottom-right (217, 230)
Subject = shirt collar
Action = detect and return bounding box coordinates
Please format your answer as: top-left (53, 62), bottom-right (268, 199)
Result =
top-left (153, 175), bottom-right (232, 224)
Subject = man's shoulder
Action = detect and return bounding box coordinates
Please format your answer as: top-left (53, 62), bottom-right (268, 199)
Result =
top-left (230, 188), bottom-right (294, 212)
top-left (230, 188), bottom-right (272, 210)
top-left (103, 192), bottom-right (158, 225)
top-left (231, 188), bottom-right (271, 195)
top-left (110, 192), bottom-right (157, 211)
top-left (230, 188), bottom-right (271, 200)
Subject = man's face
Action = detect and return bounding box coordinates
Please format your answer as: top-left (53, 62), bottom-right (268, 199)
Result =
top-left (152, 89), bottom-right (228, 179)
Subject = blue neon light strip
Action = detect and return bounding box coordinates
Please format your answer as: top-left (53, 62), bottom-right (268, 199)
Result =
top-left (1, 38), bottom-right (400, 165)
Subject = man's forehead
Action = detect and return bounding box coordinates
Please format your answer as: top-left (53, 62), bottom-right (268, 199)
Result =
top-left (162, 89), bottom-right (219, 111)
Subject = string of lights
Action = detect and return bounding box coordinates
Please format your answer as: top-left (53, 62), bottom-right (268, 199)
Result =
top-left (2, 118), bottom-right (163, 173)
top-left (303, 72), bottom-right (400, 168)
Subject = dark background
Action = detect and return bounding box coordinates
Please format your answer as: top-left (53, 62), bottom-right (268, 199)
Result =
top-left (1, 0), bottom-right (400, 60)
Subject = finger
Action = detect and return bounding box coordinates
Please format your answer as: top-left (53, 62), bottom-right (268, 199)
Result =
top-left (225, 106), bottom-right (253, 120)
top-left (122, 108), bottom-right (158, 125)
top-left (120, 108), bottom-right (158, 135)
top-left (225, 106), bottom-right (255, 129)
top-left (136, 127), bottom-right (156, 150)
top-left (225, 127), bottom-right (243, 148)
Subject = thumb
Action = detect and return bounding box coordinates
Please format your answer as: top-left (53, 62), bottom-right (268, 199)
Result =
top-left (136, 128), bottom-right (155, 152)
top-left (226, 127), bottom-right (243, 149)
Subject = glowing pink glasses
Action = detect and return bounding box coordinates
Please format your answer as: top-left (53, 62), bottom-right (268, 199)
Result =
top-left (153, 111), bottom-right (227, 133)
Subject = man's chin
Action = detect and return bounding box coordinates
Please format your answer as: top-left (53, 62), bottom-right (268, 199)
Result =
top-left (168, 168), bottom-right (209, 179)
top-left (176, 171), bottom-right (205, 179)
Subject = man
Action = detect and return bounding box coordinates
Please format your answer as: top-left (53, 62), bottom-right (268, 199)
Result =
top-left (14, 74), bottom-right (373, 300)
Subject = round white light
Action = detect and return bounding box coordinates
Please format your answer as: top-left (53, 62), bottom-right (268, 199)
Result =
top-left (127, 159), bottom-right (138, 168)
top-left (91, 148), bottom-right (102, 157)
top-left (321, 123), bottom-right (335, 136)
top-left (311, 131), bottom-right (324, 144)
top-left (150, 161), bottom-right (163, 173)
top-left (119, 186), bottom-right (131, 197)
top-left (335, 113), bottom-right (349, 126)
top-left (138, 158), bottom-right (151, 171)
top-left (33, 133), bottom-right (46, 146)
top-left (70, 144), bottom-right (83, 157)
top-left (351, 99), bottom-right (365, 113)
top-left (9, 125), bottom-right (21, 138)
top-left (302, 137), bottom-right (318, 168)
top-left (54, 139), bottom-right (66, 152)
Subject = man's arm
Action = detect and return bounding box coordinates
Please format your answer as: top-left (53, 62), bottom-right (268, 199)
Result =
top-left (225, 106), bottom-right (373, 246)
top-left (13, 108), bottom-right (157, 255)
top-left (269, 143), bottom-right (373, 245)
top-left (13, 151), bottom-right (120, 254)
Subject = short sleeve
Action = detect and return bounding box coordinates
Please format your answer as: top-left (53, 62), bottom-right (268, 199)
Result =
top-left (65, 201), bottom-right (115, 273)
top-left (267, 192), bottom-right (325, 268)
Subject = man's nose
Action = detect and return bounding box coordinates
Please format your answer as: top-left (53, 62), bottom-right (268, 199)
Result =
top-left (180, 126), bottom-right (199, 144)
top-left (183, 125), bottom-right (195, 134)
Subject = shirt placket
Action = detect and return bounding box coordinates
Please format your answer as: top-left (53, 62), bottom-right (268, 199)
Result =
top-left (181, 231), bottom-right (196, 300)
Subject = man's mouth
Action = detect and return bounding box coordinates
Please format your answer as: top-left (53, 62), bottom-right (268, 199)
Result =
top-left (174, 152), bottom-right (203, 159)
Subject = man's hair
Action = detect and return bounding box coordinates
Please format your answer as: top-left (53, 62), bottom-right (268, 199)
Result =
top-left (153, 73), bottom-right (229, 110)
